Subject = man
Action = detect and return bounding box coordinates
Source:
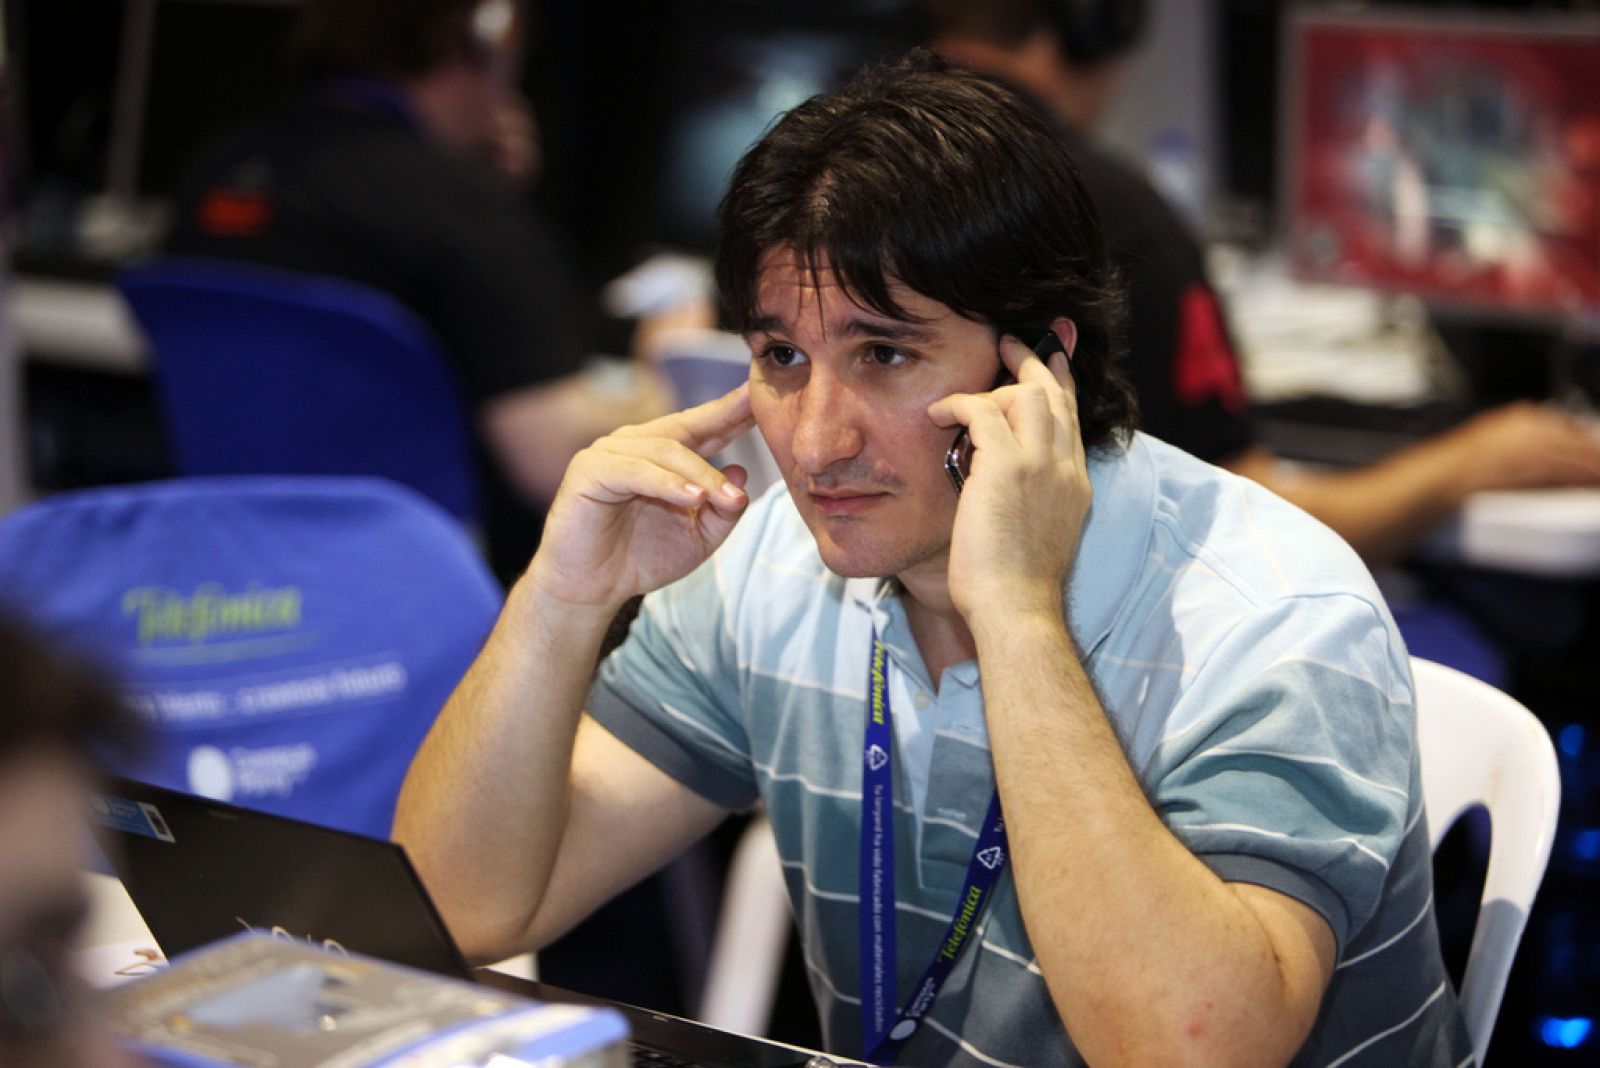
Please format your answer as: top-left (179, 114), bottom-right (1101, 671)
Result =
top-left (395, 53), bottom-right (1470, 1065)
top-left (165, 0), bottom-right (667, 582)
top-left (0, 614), bottom-right (131, 1067)
top-left (922, 0), bottom-right (1600, 566)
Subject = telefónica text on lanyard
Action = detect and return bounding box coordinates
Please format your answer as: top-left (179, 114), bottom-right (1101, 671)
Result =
top-left (859, 629), bottom-right (1009, 1065)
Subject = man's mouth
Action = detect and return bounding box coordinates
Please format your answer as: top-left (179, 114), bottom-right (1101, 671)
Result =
top-left (807, 488), bottom-right (891, 517)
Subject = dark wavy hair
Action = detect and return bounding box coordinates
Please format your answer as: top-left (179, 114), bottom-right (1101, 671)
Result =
top-left (714, 48), bottom-right (1137, 451)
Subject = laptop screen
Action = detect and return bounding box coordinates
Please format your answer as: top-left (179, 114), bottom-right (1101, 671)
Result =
top-left (87, 776), bottom-right (472, 980)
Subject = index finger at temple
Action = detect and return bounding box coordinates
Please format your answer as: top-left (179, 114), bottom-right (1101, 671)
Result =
top-left (600, 433), bottom-right (737, 492)
top-left (1005, 336), bottom-right (1070, 408)
top-left (656, 383), bottom-right (756, 455)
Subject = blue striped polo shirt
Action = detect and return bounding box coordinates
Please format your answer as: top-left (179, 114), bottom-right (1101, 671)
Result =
top-left (590, 432), bottom-right (1472, 1067)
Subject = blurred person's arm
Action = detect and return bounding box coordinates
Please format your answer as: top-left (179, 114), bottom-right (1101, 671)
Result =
top-left (1226, 401), bottom-right (1600, 565)
top-left (481, 294), bottom-right (717, 506)
top-left (481, 363), bottom-right (673, 507)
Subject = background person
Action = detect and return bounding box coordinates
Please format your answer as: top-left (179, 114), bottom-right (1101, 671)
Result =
top-left (164, 0), bottom-right (669, 584)
top-left (921, 0), bottom-right (1600, 567)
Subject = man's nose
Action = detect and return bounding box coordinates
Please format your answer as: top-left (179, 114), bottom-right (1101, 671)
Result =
top-left (790, 371), bottom-right (865, 475)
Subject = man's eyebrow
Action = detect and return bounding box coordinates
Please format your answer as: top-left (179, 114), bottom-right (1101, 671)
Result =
top-left (840, 318), bottom-right (937, 342)
top-left (744, 314), bottom-right (938, 342)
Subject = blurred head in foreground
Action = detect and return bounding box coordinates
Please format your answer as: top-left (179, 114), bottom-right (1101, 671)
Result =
top-left (0, 614), bottom-right (131, 1067)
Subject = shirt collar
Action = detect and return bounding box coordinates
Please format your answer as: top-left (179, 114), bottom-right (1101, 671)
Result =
top-left (848, 578), bottom-right (940, 690)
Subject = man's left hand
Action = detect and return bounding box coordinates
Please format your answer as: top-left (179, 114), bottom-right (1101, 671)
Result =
top-left (927, 319), bottom-right (1088, 624)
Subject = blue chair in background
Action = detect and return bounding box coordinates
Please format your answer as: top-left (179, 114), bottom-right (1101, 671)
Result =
top-left (0, 476), bottom-right (501, 838)
top-left (118, 258), bottom-right (480, 523)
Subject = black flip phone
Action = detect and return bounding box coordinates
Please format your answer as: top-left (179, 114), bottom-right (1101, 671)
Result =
top-left (944, 331), bottom-right (1066, 493)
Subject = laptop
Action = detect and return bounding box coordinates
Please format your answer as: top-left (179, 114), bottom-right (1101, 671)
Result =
top-left (88, 777), bottom-right (843, 1068)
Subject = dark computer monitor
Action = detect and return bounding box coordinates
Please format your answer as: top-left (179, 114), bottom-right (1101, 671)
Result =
top-left (1282, 7), bottom-right (1600, 317)
top-left (641, 0), bottom-right (918, 253)
top-left (6, 0), bottom-right (294, 269)
top-left (113, 0), bottom-right (296, 201)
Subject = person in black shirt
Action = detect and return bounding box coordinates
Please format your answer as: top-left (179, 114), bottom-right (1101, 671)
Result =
top-left (922, 0), bottom-right (1600, 566)
top-left (166, 0), bottom-right (668, 583)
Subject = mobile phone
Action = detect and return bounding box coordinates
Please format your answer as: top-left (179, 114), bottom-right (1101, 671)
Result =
top-left (944, 331), bottom-right (1066, 493)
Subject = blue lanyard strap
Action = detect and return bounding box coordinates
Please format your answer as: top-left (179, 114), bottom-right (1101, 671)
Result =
top-left (859, 629), bottom-right (1008, 1064)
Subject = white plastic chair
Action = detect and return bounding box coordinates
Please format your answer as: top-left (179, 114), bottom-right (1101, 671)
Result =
top-left (697, 809), bottom-right (792, 1035)
top-left (1412, 656), bottom-right (1562, 1066)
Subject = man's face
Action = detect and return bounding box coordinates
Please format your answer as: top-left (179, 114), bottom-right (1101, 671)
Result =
top-left (746, 250), bottom-right (1001, 581)
top-left (434, 4), bottom-right (526, 164)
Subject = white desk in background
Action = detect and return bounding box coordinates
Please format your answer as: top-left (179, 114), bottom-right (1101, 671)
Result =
top-left (0, 276), bottom-right (151, 515)
top-left (1428, 489), bottom-right (1600, 579)
top-left (6, 276), bottom-right (136, 512)
top-left (1221, 256), bottom-right (1600, 580)
top-left (11, 275), bottom-right (148, 372)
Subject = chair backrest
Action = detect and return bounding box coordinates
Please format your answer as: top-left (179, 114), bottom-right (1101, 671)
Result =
top-left (697, 809), bottom-right (790, 1035)
top-left (118, 257), bottom-right (480, 522)
top-left (0, 476), bottom-right (501, 839)
top-left (1413, 656), bottom-right (1561, 1066)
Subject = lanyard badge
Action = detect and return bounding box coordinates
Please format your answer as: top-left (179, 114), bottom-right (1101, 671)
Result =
top-left (859, 630), bottom-right (1008, 1064)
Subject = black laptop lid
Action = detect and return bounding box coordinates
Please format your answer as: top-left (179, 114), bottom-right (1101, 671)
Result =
top-left (88, 776), bottom-right (472, 980)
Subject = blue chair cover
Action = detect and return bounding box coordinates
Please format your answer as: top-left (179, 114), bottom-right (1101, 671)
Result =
top-left (0, 476), bottom-right (501, 838)
top-left (1392, 599), bottom-right (1509, 691)
top-left (119, 258), bottom-right (480, 522)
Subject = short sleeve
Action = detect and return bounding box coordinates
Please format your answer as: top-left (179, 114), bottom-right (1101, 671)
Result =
top-left (587, 555), bottom-right (759, 812)
top-left (1146, 593), bottom-right (1416, 949)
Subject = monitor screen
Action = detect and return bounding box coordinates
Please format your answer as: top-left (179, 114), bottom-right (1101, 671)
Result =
top-left (1283, 8), bottom-right (1600, 315)
top-left (128, 0), bottom-right (296, 199)
top-left (643, 1), bottom-right (918, 253)
top-left (6, 0), bottom-right (296, 268)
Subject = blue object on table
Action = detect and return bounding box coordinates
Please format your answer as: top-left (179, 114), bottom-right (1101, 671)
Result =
top-left (119, 257), bottom-right (480, 523)
top-left (0, 476), bottom-right (501, 838)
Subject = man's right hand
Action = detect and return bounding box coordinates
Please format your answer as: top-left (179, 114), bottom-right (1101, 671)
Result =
top-left (1444, 400), bottom-right (1600, 494)
top-left (524, 383), bottom-right (755, 614)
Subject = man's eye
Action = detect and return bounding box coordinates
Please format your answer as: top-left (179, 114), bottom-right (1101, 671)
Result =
top-left (760, 344), bottom-right (806, 368)
top-left (866, 344), bottom-right (910, 367)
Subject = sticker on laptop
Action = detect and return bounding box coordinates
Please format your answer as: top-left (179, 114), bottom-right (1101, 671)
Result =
top-left (89, 793), bottom-right (177, 843)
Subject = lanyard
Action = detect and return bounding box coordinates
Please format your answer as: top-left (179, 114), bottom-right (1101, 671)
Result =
top-left (859, 629), bottom-right (1008, 1064)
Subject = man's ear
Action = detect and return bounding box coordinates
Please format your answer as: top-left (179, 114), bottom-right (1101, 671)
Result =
top-left (1049, 316), bottom-right (1078, 362)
